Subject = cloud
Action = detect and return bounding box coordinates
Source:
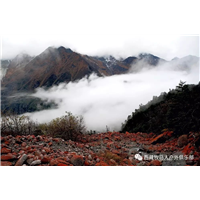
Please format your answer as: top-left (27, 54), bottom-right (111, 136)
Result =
top-left (25, 59), bottom-right (199, 132)
top-left (2, 35), bottom-right (199, 61)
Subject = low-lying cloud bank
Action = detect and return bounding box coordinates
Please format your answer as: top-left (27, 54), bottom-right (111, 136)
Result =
top-left (25, 60), bottom-right (199, 132)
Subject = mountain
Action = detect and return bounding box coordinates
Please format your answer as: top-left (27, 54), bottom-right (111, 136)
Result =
top-left (1, 48), bottom-right (170, 94)
top-left (168, 55), bottom-right (199, 72)
top-left (138, 53), bottom-right (165, 66)
top-left (1, 46), bottom-right (199, 115)
top-left (2, 47), bottom-right (115, 93)
top-left (1, 46), bottom-right (130, 114)
top-left (122, 56), bottom-right (138, 65)
top-left (123, 53), bottom-right (167, 73)
top-left (7, 53), bottom-right (34, 69)
top-left (5, 47), bottom-right (197, 94)
top-left (92, 55), bottom-right (130, 74)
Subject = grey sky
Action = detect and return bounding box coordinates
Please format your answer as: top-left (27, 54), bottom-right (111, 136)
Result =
top-left (2, 34), bottom-right (199, 60)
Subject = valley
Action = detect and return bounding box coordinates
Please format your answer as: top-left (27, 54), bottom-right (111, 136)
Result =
top-left (1, 46), bottom-right (199, 116)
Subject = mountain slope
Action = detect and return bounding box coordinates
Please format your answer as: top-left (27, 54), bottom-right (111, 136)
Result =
top-left (7, 53), bottom-right (34, 69)
top-left (2, 47), bottom-right (115, 93)
top-left (92, 55), bottom-right (130, 74)
top-left (168, 55), bottom-right (199, 72)
top-left (121, 82), bottom-right (200, 135)
top-left (2, 49), bottom-right (171, 93)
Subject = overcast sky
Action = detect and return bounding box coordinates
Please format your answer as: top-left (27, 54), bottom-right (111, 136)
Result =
top-left (2, 34), bottom-right (199, 60)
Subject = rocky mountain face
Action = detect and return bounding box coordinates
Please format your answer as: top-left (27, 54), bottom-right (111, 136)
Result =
top-left (2, 47), bottom-right (117, 93)
top-left (1, 47), bottom-right (170, 94)
top-left (7, 53), bottom-right (34, 69)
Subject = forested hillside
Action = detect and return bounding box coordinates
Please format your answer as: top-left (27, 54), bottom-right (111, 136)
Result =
top-left (121, 81), bottom-right (200, 136)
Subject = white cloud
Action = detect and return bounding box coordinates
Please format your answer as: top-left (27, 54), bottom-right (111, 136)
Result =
top-left (25, 60), bottom-right (199, 132)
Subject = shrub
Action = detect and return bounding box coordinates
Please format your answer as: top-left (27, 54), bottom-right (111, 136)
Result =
top-left (43, 112), bottom-right (86, 141)
top-left (1, 114), bottom-right (38, 136)
top-left (1, 112), bottom-right (86, 141)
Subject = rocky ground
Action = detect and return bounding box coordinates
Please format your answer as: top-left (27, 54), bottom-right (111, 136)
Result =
top-left (1, 131), bottom-right (200, 166)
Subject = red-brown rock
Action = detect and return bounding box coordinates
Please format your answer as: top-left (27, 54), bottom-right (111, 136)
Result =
top-left (1, 153), bottom-right (17, 161)
top-left (177, 135), bottom-right (188, 148)
top-left (95, 161), bottom-right (108, 166)
top-left (150, 133), bottom-right (167, 144)
top-left (122, 158), bottom-right (132, 165)
top-left (70, 155), bottom-right (84, 166)
top-left (21, 142), bottom-right (27, 147)
top-left (112, 150), bottom-right (120, 155)
top-left (131, 138), bottom-right (136, 142)
top-left (49, 158), bottom-right (68, 166)
top-left (84, 160), bottom-right (90, 166)
top-left (35, 151), bottom-right (41, 157)
top-left (48, 142), bottom-right (52, 146)
top-left (41, 156), bottom-right (50, 164)
top-left (53, 138), bottom-right (60, 143)
top-left (19, 150), bottom-right (25, 155)
top-left (43, 147), bottom-right (51, 153)
top-left (182, 144), bottom-right (194, 155)
top-left (57, 163), bottom-right (68, 166)
top-left (1, 161), bottom-right (12, 166)
top-left (109, 159), bottom-right (117, 166)
top-left (1, 147), bottom-right (11, 154)
top-left (4, 141), bottom-right (10, 145)
top-left (150, 160), bottom-right (162, 166)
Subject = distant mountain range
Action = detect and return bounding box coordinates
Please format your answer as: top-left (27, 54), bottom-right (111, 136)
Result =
top-left (1, 46), bottom-right (199, 114)
top-left (1, 46), bottom-right (128, 93)
top-left (2, 46), bottom-right (199, 93)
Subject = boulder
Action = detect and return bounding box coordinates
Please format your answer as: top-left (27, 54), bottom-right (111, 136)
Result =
top-left (26, 158), bottom-right (34, 165)
top-left (15, 154), bottom-right (28, 166)
top-left (177, 135), bottom-right (188, 148)
top-left (1, 153), bottom-right (17, 161)
top-left (41, 156), bottom-right (50, 164)
top-left (49, 158), bottom-right (69, 166)
top-left (1, 161), bottom-right (12, 166)
top-left (21, 142), bottom-right (27, 147)
top-left (30, 160), bottom-right (42, 166)
top-left (1, 147), bottom-right (11, 154)
top-left (57, 163), bottom-right (68, 166)
top-left (95, 161), bottom-right (108, 166)
top-left (149, 160), bottom-right (162, 166)
top-left (70, 155), bottom-right (84, 166)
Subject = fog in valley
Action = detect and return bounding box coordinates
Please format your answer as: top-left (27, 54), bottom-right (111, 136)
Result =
top-left (24, 59), bottom-right (199, 132)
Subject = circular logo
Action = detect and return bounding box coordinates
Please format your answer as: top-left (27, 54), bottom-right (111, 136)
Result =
top-left (135, 153), bottom-right (143, 161)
